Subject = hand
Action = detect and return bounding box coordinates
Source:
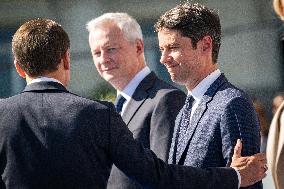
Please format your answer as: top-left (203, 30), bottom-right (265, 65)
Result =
top-left (230, 139), bottom-right (267, 187)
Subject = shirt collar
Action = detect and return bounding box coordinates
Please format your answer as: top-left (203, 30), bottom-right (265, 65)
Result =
top-left (117, 66), bottom-right (151, 101)
top-left (27, 76), bottom-right (63, 86)
top-left (188, 69), bottom-right (221, 101)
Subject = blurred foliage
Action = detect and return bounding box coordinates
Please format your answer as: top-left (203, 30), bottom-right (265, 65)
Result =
top-left (89, 80), bottom-right (116, 103)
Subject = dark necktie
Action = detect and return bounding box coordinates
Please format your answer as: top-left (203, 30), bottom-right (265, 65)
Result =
top-left (114, 94), bottom-right (126, 114)
top-left (179, 95), bottom-right (195, 130)
top-left (174, 95), bottom-right (195, 164)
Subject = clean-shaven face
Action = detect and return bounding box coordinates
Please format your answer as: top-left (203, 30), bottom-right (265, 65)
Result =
top-left (88, 22), bottom-right (139, 85)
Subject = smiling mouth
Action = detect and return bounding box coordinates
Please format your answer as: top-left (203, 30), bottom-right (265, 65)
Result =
top-left (102, 66), bottom-right (118, 72)
top-left (103, 68), bottom-right (114, 71)
top-left (165, 63), bottom-right (179, 69)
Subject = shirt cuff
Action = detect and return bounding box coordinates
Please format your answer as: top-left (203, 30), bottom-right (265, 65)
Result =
top-left (232, 167), bottom-right (241, 189)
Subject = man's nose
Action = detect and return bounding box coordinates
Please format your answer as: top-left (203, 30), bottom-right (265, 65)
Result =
top-left (100, 51), bottom-right (111, 64)
top-left (160, 51), bottom-right (172, 65)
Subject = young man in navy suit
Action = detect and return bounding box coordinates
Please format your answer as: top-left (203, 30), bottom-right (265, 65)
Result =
top-left (156, 2), bottom-right (262, 189)
top-left (0, 18), bottom-right (266, 189)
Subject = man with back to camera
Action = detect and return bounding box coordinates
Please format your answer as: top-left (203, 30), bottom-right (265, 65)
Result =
top-left (0, 18), bottom-right (267, 189)
top-left (155, 2), bottom-right (262, 189)
top-left (86, 12), bottom-right (186, 189)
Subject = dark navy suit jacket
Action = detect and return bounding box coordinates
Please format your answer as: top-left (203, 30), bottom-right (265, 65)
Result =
top-left (0, 81), bottom-right (239, 189)
top-left (107, 72), bottom-right (186, 189)
top-left (168, 74), bottom-right (262, 189)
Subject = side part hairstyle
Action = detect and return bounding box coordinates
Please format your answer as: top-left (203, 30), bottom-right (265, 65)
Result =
top-left (155, 2), bottom-right (221, 63)
top-left (12, 18), bottom-right (70, 77)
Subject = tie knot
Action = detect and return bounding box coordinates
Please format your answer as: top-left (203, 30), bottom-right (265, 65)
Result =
top-left (115, 94), bottom-right (126, 113)
top-left (185, 95), bottom-right (195, 109)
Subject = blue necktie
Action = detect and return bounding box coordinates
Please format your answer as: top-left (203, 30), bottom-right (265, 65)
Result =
top-left (114, 94), bottom-right (126, 114)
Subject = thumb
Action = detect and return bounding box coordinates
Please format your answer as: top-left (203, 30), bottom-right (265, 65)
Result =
top-left (233, 139), bottom-right (242, 159)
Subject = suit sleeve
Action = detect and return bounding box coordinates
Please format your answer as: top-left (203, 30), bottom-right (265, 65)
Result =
top-left (220, 96), bottom-right (262, 189)
top-left (106, 105), bottom-right (239, 189)
top-left (150, 89), bottom-right (186, 161)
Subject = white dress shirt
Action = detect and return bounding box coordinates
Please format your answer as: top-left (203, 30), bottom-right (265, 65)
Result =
top-left (28, 76), bottom-right (63, 85)
top-left (188, 69), bottom-right (221, 119)
top-left (116, 66), bottom-right (151, 115)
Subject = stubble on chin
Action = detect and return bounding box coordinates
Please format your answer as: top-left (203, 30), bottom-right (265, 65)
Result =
top-left (170, 73), bottom-right (188, 86)
top-left (169, 73), bottom-right (179, 83)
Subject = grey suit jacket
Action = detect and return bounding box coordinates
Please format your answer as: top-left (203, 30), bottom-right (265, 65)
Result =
top-left (107, 72), bottom-right (186, 189)
top-left (0, 81), bottom-right (239, 189)
top-left (169, 74), bottom-right (261, 189)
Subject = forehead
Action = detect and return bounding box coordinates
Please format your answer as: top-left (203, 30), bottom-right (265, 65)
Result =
top-left (157, 29), bottom-right (189, 45)
top-left (89, 22), bottom-right (125, 45)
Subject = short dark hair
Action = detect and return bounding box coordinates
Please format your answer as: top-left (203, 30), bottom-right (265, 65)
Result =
top-left (12, 18), bottom-right (70, 77)
top-left (155, 2), bottom-right (221, 63)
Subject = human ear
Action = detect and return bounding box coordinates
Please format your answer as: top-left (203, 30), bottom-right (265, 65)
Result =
top-left (201, 36), bottom-right (212, 52)
top-left (135, 39), bottom-right (144, 56)
top-left (63, 50), bottom-right (70, 70)
top-left (14, 60), bottom-right (26, 78)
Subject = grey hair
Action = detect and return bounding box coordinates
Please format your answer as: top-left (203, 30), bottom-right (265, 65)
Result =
top-left (86, 12), bottom-right (143, 43)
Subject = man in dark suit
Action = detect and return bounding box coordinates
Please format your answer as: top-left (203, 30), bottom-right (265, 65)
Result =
top-left (86, 13), bottom-right (186, 189)
top-left (0, 18), bottom-right (266, 189)
top-left (155, 2), bottom-right (262, 189)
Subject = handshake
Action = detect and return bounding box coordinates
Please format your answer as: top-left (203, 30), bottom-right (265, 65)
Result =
top-left (231, 139), bottom-right (267, 187)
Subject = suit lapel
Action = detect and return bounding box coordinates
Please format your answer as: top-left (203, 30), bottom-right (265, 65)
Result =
top-left (176, 74), bottom-right (227, 164)
top-left (122, 91), bottom-right (148, 124)
top-left (168, 109), bottom-right (184, 164)
top-left (175, 96), bottom-right (211, 164)
top-left (122, 72), bottom-right (156, 125)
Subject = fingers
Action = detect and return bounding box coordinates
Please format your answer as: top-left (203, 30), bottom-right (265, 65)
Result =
top-left (251, 156), bottom-right (268, 185)
top-left (240, 166), bottom-right (267, 187)
top-left (253, 153), bottom-right (266, 162)
top-left (261, 173), bottom-right (267, 180)
top-left (253, 168), bottom-right (267, 185)
top-left (251, 153), bottom-right (267, 172)
top-left (232, 139), bottom-right (242, 159)
top-left (230, 157), bottom-right (248, 167)
top-left (264, 164), bottom-right (268, 171)
top-left (239, 151), bottom-right (268, 187)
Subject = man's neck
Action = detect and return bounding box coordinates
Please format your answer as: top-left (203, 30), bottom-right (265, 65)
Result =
top-left (26, 72), bottom-right (67, 87)
top-left (185, 63), bottom-right (218, 91)
top-left (112, 64), bottom-right (146, 91)
top-left (27, 76), bottom-right (64, 86)
top-left (117, 66), bottom-right (151, 97)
